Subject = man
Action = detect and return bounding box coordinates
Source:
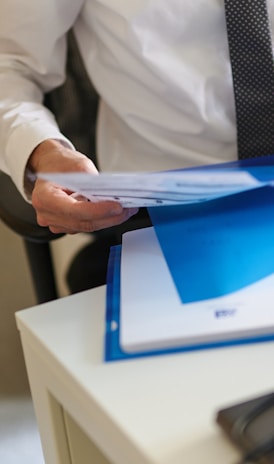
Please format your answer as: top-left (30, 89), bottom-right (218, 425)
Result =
top-left (0, 1), bottom-right (263, 234)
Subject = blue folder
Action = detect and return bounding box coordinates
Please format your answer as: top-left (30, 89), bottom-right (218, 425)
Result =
top-left (148, 186), bottom-right (274, 303)
top-left (148, 155), bottom-right (274, 303)
top-left (105, 155), bottom-right (274, 361)
top-left (104, 244), bottom-right (274, 362)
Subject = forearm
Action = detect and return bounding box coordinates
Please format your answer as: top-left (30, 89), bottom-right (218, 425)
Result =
top-left (0, 0), bottom-right (83, 199)
top-left (0, 1), bottom-right (139, 233)
top-left (0, 48), bottom-right (76, 195)
top-left (0, 75), bottom-right (74, 200)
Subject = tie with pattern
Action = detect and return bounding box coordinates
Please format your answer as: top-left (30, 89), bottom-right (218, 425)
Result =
top-left (224, 0), bottom-right (274, 159)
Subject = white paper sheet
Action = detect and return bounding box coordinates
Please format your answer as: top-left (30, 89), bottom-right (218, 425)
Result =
top-left (39, 170), bottom-right (263, 207)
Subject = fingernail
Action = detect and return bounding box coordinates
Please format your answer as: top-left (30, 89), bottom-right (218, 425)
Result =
top-left (110, 204), bottom-right (123, 215)
top-left (127, 207), bottom-right (139, 217)
top-left (131, 207), bottom-right (139, 215)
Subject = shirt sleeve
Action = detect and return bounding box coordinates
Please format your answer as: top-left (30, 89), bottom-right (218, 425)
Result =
top-left (0, 0), bottom-right (84, 199)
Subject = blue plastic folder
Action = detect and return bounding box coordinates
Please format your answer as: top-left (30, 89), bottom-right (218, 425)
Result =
top-left (104, 245), bottom-right (233, 361)
top-left (104, 239), bottom-right (274, 361)
top-left (104, 155), bottom-right (274, 361)
top-left (148, 186), bottom-right (274, 303)
top-left (148, 155), bottom-right (274, 303)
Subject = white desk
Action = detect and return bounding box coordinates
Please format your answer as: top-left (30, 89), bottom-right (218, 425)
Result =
top-left (16, 286), bottom-right (274, 464)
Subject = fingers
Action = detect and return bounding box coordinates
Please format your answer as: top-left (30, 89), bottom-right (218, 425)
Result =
top-left (46, 208), bottom-right (137, 234)
top-left (32, 180), bottom-right (138, 234)
top-left (28, 141), bottom-right (139, 234)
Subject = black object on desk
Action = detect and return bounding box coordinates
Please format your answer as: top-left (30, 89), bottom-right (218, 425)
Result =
top-left (216, 392), bottom-right (274, 463)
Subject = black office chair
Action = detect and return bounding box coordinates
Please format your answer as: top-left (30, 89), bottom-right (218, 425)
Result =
top-left (0, 30), bottom-right (98, 303)
top-left (0, 172), bottom-right (62, 303)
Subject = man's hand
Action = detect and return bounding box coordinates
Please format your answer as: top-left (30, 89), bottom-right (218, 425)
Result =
top-left (28, 139), bottom-right (138, 234)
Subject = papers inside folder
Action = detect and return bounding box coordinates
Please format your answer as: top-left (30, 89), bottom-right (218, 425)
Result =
top-left (116, 227), bottom-right (274, 356)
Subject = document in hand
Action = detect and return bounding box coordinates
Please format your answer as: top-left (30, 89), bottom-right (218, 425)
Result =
top-left (39, 154), bottom-right (274, 207)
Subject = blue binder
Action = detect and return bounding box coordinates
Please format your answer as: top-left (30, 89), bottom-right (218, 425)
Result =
top-left (104, 155), bottom-right (274, 361)
top-left (148, 155), bottom-right (274, 303)
top-left (104, 242), bottom-right (274, 362)
top-left (149, 186), bottom-right (274, 303)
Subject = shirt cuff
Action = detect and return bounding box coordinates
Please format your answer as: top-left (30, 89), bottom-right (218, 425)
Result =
top-left (5, 122), bottom-right (74, 202)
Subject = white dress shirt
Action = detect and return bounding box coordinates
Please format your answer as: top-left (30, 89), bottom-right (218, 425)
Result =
top-left (1, 0), bottom-right (274, 199)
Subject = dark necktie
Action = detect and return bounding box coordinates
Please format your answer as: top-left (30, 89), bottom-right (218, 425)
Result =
top-left (224, 0), bottom-right (274, 159)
